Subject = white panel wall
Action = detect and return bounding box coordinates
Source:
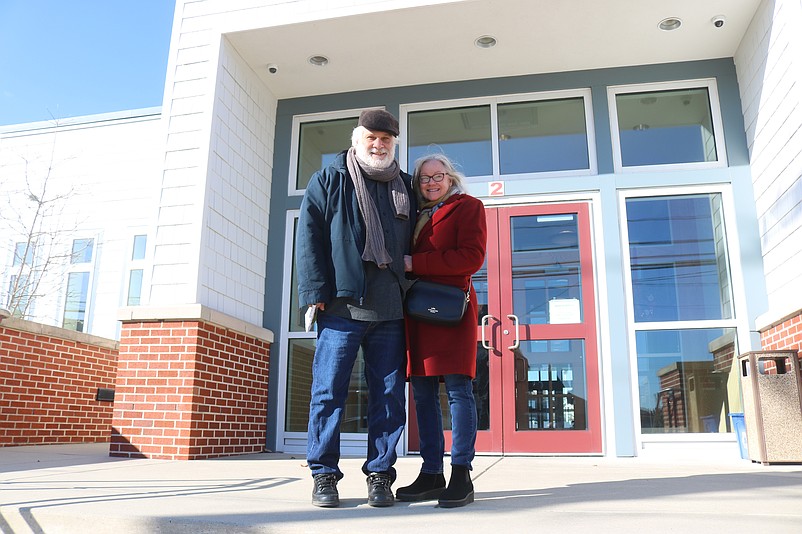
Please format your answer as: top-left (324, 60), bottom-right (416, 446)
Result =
top-left (734, 0), bottom-right (802, 322)
top-left (198, 39), bottom-right (275, 323)
top-left (0, 112), bottom-right (163, 339)
top-left (151, 0), bottom-right (448, 323)
top-left (150, 1), bottom-right (280, 324)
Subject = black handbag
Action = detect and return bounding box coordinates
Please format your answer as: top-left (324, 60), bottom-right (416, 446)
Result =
top-left (404, 279), bottom-right (470, 326)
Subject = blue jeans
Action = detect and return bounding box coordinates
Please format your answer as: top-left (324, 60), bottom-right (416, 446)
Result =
top-left (307, 312), bottom-right (406, 480)
top-left (411, 374), bottom-right (477, 473)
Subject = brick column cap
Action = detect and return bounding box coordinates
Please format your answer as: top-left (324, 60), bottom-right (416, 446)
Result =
top-left (756, 305), bottom-right (802, 333)
top-left (118, 304), bottom-right (274, 343)
top-left (0, 316), bottom-right (119, 349)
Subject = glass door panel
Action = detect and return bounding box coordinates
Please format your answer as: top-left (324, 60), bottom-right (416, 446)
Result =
top-left (407, 202), bottom-right (600, 454)
top-left (514, 339), bottom-right (587, 431)
top-left (497, 203), bottom-right (601, 453)
top-left (510, 214), bottom-right (582, 325)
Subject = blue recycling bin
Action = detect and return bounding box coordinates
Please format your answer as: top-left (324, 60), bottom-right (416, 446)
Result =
top-left (729, 412), bottom-right (748, 459)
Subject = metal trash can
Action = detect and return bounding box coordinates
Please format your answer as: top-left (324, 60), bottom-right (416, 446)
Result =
top-left (738, 350), bottom-right (802, 464)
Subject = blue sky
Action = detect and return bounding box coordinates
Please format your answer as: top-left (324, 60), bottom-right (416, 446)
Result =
top-left (0, 1), bottom-right (176, 126)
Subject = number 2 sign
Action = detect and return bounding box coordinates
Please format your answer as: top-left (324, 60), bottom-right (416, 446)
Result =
top-left (489, 181), bottom-right (505, 197)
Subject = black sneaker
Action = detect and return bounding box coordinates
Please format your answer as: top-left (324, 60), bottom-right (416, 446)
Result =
top-left (366, 472), bottom-right (394, 507)
top-left (312, 473), bottom-right (339, 508)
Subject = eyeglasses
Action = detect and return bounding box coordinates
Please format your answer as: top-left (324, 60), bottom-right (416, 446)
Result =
top-left (418, 172), bottom-right (449, 184)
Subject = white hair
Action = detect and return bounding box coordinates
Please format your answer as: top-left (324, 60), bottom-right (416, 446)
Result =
top-left (412, 153), bottom-right (467, 193)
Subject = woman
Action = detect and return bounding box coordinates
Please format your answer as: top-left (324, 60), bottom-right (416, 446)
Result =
top-left (397, 153), bottom-right (487, 508)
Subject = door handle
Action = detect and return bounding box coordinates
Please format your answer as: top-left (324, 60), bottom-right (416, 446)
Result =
top-left (507, 314), bottom-right (520, 350)
top-left (480, 314), bottom-right (494, 350)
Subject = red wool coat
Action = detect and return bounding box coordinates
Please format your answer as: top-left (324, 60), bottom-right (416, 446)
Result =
top-left (406, 193), bottom-right (488, 378)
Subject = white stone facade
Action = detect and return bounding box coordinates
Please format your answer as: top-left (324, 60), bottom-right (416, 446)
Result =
top-left (0, 111), bottom-right (163, 339)
top-left (734, 0), bottom-right (802, 327)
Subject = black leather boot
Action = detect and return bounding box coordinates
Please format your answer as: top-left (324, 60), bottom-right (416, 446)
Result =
top-left (396, 472), bottom-right (446, 502)
top-left (366, 472), bottom-right (395, 507)
top-left (438, 465), bottom-right (474, 508)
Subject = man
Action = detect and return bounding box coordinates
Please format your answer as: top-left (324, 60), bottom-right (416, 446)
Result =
top-left (296, 109), bottom-right (416, 508)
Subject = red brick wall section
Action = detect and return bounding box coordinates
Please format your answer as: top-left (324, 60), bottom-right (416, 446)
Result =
top-left (759, 311), bottom-right (802, 372)
top-left (0, 322), bottom-right (118, 446)
top-left (111, 320), bottom-right (270, 460)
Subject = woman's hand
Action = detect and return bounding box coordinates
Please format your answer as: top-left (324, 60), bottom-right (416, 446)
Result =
top-left (404, 255), bottom-right (413, 272)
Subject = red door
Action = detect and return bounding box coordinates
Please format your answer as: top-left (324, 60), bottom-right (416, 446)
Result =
top-left (408, 202), bottom-right (602, 454)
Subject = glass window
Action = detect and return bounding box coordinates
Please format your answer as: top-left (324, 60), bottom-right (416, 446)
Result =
top-left (637, 328), bottom-right (739, 434)
top-left (615, 87), bottom-right (717, 167)
top-left (514, 339), bottom-right (587, 430)
top-left (407, 106), bottom-right (493, 177)
top-left (288, 219), bottom-right (305, 333)
top-left (626, 194), bottom-right (733, 322)
top-left (511, 214), bottom-right (582, 325)
top-left (498, 98), bottom-right (589, 174)
top-left (7, 274), bottom-right (30, 317)
top-left (131, 235), bottom-right (147, 260)
top-left (63, 271), bottom-right (90, 332)
top-left (296, 117), bottom-right (358, 190)
top-left (71, 238), bottom-right (94, 264)
top-left (13, 242), bottom-right (34, 267)
top-left (284, 219), bottom-right (370, 435)
top-left (127, 269), bottom-right (143, 306)
top-left (284, 339), bottom-right (369, 434)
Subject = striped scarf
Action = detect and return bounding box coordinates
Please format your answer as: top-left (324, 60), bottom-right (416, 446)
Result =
top-left (346, 147), bottom-right (410, 268)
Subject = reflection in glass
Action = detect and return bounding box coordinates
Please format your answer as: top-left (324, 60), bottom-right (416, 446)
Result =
top-left (498, 98), bottom-right (589, 174)
top-left (510, 214), bottom-right (582, 325)
top-left (285, 339), bottom-right (369, 433)
top-left (627, 194), bottom-right (733, 322)
top-left (71, 238), bottom-right (94, 264)
top-left (132, 235), bottom-right (147, 260)
top-left (407, 106), bottom-right (492, 177)
top-left (127, 269), bottom-right (143, 306)
top-left (636, 328), bottom-right (739, 434)
top-left (297, 117), bottom-right (359, 190)
top-left (616, 87), bottom-right (717, 166)
top-left (289, 219), bottom-right (305, 332)
top-left (513, 339), bottom-right (587, 430)
top-left (63, 272), bottom-right (89, 332)
top-left (14, 242), bottom-right (34, 266)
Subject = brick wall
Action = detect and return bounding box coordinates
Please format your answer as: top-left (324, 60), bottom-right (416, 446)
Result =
top-left (111, 317), bottom-right (270, 460)
top-left (759, 310), bottom-right (802, 372)
top-left (0, 317), bottom-right (118, 446)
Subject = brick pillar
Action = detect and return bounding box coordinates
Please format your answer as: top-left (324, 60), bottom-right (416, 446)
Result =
top-left (758, 308), bottom-right (802, 373)
top-left (111, 306), bottom-right (272, 460)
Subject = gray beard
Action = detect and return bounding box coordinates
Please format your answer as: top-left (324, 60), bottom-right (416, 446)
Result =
top-left (356, 143), bottom-right (394, 170)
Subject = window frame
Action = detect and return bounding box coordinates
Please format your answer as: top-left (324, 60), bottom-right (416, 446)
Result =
top-left (608, 78), bottom-right (728, 174)
top-left (275, 210), bottom-right (377, 455)
top-left (123, 232), bottom-right (149, 307)
top-left (399, 88), bottom-right (597, 182)
top-left (618, 185), bottom-right (751, 445)
top-left (60, 235), bottom-right (98, 333)
top-left (287, 107), bottom-right (383, 197)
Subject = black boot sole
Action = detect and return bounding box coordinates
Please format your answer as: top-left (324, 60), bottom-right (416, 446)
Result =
top-left (438, 490), bottom-right (474, 508)
top-left (368, 498), bottom-right (395, 507)
top-left (396, 487), bottom-right (445, 502)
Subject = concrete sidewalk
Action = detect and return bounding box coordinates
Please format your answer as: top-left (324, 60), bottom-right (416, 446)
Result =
top-left (2, 443), bottom-right (802, 534)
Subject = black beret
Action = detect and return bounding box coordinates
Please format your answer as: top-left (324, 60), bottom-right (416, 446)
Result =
top-left (358, 109), bottom-right (399, 136)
